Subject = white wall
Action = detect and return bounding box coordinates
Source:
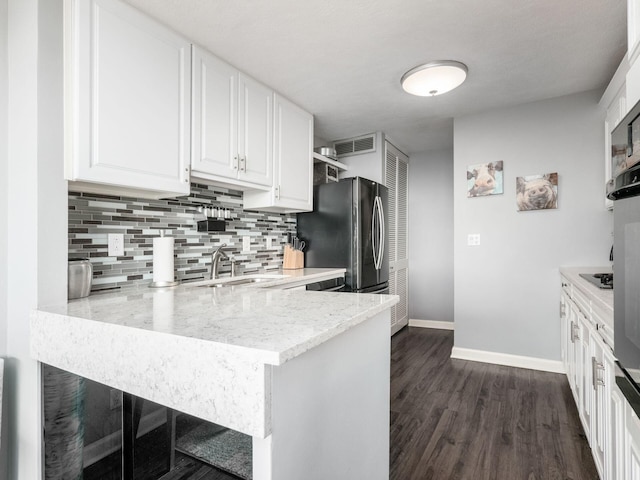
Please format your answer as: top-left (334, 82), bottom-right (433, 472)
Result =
top-left (408, 149), bottom-right (454, 323)
top-left (453, 90), bottom-right (613, 361)
top-left (5, 1), bottom-right (66, 478)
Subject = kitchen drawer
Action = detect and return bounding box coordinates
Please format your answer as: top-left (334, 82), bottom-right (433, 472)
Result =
top-left (592, 303), bottom-right (614, 350)
top-left (572, 287), bottom-right (591, 319)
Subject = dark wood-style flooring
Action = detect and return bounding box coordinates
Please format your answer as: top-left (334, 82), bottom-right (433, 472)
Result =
top-left (86, 326), bottom-right (598, 479)
top-left (390, 327), bottom-right (598, 480)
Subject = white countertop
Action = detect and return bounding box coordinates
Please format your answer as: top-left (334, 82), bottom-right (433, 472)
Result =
top-left (33, 268), bottom-right (394, 366)
top-left (559, 266), bottom-right (613, 314)
top-left (30, 268), bottom-right (398, 437)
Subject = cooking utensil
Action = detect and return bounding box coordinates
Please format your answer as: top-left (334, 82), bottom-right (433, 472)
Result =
top-left (314, 146), bottom-right (338, 160)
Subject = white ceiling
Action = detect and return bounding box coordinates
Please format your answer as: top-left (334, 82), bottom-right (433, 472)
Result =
top-left (124, 0), bottom-right (626, 155)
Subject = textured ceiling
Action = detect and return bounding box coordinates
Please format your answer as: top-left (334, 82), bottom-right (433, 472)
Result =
top-left (124, 0), bottom-right (626, 154)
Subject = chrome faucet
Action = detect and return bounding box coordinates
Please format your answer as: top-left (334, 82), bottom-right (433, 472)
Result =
top-left (210, 243), bottom-right (229, 280)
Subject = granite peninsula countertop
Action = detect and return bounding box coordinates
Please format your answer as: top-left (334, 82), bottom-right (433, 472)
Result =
top-left (30, 268), bottom-right (398, 436)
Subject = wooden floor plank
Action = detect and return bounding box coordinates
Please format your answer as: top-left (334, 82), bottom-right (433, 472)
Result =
top-left (390, 327), bottom-right (599, 480)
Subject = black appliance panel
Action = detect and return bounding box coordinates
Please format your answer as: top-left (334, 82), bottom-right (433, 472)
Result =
top-left (297, 181), bottom-right (354, 287)
top-left (297, 177), bottom-right (389, 293)
top-left (613, 195), bottom-right (640, 374)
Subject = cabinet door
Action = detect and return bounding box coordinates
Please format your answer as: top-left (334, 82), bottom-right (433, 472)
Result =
top-left (626, 404), bottom-right (640, 480)
top-left (272, 94), bottom-right (313, 210)
top-left (629, 0), bottom-right (640, 65)
top-left (191, 46), bottom-right (238, 179)
top-left (611, 366), bottom-right (626, 480)
top-left (560, 291), bottom-right (569, 371)
top-left (238, 73), bottom-right (273, 187)
top-left (579, 314), bottom-right (592, 440)
top-left (389, 267), bottom-right (408, 336)
top-left (67, 0), bottom-right (191, 196)
top-left (385, 142), bottom-right (409, 335)
top-left (566, 298), bottom-right (580, 402)
top-left (590, 330), bottom-right (607, 477)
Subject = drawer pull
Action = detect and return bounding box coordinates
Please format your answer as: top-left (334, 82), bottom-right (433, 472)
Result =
top-left (592, 356), bottom-right (605, 389)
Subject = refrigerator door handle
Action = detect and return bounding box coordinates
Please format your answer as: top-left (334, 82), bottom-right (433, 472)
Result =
top-left (377, 196), bottom-right (385, 270)
top-left (372, 197), bottom-right (379, 269)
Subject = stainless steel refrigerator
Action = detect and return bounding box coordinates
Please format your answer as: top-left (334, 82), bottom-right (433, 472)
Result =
top-left (296, 177), bottom-right (389, 293)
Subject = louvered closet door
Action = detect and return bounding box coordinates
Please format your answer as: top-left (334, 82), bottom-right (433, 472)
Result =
top-left (384, 142), bottom-right (409, 335)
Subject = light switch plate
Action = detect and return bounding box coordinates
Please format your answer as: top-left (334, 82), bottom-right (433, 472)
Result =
top-left (467, 234), bottom-right (481, 246)
top-left (266, 236), bottom-right (273, 249)
top-left (108, 233), bottom-right (125, 256)
top-left (243, 236), bottom-right (251, 253)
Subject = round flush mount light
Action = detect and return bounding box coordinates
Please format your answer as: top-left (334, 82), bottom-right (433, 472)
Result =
top-left (401, 60), bottom-right (468, 97)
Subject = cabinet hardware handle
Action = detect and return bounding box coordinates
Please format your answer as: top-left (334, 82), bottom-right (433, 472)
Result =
top-left (592, 356), bottom-right (605, 389)
top-left (570, 321), bottom-right (579, 342)
top-left (239, 157), bottom-right (246, 172)
top-left (234, 156), bottom-right (238, 170)
top-left (570, 321), bottom-right (575, 343)
top-left (275, 185), bottom-right (280, 200)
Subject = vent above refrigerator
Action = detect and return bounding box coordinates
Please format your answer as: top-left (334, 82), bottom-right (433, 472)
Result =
top-left (333, 133), bottom-right (376, 157)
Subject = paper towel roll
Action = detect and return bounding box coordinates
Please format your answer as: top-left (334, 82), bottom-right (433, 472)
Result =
top-left (153, 236), bottom-right (175, 284)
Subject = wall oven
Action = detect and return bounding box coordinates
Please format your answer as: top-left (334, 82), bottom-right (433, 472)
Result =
top-left (609, 98), bottom-right (640, 416)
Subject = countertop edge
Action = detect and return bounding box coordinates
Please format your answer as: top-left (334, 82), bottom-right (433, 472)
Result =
top-left (559, 266), bottom-right (613, 314)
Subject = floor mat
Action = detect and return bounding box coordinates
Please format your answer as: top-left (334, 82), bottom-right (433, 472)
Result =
top-left (175, 421), bottom-right (252, 480)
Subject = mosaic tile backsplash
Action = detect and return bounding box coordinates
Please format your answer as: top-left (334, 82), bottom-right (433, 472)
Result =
top-left (68, 183), bottom-right (296, 292)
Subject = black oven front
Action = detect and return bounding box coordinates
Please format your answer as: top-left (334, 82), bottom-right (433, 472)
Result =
top-left (610, 101), bottom-right (640, 415)
top-left (612, 191), bottom-right (640, 410)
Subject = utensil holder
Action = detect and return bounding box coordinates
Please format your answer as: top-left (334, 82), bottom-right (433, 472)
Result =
top-left (283, 245), bottom-right (304, 270)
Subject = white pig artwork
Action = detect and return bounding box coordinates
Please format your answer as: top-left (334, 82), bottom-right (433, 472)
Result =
top-left (516, 172), bottom-right (558, 211)
top-left (467, 161), bottom-right (504, 197)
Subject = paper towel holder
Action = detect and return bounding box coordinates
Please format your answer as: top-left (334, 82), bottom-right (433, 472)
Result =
top-left (150, 230), bottom-right (180, 288)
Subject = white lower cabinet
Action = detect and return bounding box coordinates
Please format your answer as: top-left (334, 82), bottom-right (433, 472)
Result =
top-left (590, 327), bottom-right (608, 477)
top-left (626, 405), bottom-right (640, 480)
top-left (611, 367), bottom-right (626, 479)
top-left (560, 272), bottom-right (640, 480)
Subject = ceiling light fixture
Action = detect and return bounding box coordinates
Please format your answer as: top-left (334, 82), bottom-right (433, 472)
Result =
top-left (401, 60), bottom-right (468, 97)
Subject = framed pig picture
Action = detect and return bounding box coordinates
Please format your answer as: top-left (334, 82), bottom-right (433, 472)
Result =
top-left (516, 172), bottom-right (558, 211)
top-left (467, 161), bottom-right (504, 197)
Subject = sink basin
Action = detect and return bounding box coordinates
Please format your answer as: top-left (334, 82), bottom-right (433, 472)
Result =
top-left (193, 274), bottom-right (288, 288)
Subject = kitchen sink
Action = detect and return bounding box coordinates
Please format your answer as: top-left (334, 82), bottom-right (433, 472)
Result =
top-left (193, 274), bottom-right (288, 288)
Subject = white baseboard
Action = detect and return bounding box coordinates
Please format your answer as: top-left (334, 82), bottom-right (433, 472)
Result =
top-left (83, 408), bottom-right (168, 468)
top-left (408, 319), bottom-right (454, 330)
top-left (450, 347), bottom-right (565, 374)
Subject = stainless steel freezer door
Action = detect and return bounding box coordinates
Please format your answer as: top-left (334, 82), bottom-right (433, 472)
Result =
top-left (354, 178), bottom-right (378, 291)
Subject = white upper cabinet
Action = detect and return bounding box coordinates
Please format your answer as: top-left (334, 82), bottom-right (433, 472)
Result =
top-left (243, 94), bottom-right (313, 213)
top-left (191, 45), bottom-right (273, 190)
top-left (65, 0), bottom-right (191, 199)
top-left (630, 0), bottom-right (640, 65)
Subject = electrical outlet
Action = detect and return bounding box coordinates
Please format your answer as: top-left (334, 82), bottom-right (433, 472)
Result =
top-left (243, 236), bottom-right (251, 253)
top-left (467, 234), bottom-right (481, 246)
top-left (109, 388), bottom-right (122, 410)
top-left (108, 233), bottom-right (124, 256)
